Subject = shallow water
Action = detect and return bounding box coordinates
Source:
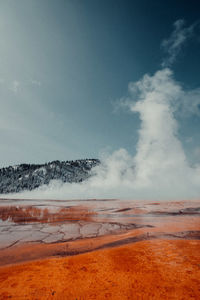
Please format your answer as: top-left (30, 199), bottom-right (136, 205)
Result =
top-left (0, 198), bottom-right (200, 299)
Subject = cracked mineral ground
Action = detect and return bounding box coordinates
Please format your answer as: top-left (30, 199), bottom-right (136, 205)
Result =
top-left (0, 199), bottom-right (200, 299)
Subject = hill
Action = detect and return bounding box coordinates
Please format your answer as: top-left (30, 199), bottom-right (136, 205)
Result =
top-left (0, 159), bottom-right (100, 194)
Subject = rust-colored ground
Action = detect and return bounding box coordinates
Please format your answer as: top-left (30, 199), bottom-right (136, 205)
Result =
top-left (0, 239), bottom-right (200, 299)
top-left (0, 199), bottom-right (200, 299)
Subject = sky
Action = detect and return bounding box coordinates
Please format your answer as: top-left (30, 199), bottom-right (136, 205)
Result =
top-left (0, 0), bottom-right (200, 169)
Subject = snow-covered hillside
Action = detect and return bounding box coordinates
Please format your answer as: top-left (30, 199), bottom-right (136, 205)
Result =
top-left (0, 159), bottom-right (100, 194)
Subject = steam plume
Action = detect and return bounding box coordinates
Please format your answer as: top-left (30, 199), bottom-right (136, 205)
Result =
top-left (8, 67), bottom-right (200, 200)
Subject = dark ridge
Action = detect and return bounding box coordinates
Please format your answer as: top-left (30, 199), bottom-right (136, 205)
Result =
top-left (148, 208), bottom-right (200, 216)
top-left (53, 230), bottom-right (200, 258)
top-left (0, 159), bottom-right (100, 194)
top-left (115, 208), bottom-right (132, 212)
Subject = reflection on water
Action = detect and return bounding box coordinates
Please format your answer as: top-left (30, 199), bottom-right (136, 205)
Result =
top-left (0, 199), bottom-right (199, 267)
top-left (0, 205), bottom-right (96, 224)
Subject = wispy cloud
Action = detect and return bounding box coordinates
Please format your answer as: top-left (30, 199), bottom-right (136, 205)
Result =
top-left (181, 88), bottom-right (200, 117)
top-left (6, 79), bottom-right (42, 94)
top-left (161, 19), bottom-right (197, 67)
top-left (10, 80), bottom-right (20, 94)
top-left (30, 79), bottom-right (41, 86)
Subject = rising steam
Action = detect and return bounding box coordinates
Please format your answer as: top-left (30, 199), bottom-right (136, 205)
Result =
top-left (8, 66), bottom-right (200, 200)
top-left (4, 19), bottom-right (200, 200)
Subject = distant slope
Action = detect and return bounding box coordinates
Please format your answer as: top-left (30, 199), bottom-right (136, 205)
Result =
top-left (0, 159), bottom-right (100, 194)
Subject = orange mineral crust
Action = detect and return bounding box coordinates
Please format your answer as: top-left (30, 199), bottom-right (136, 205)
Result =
top-left (0, 239), bottom-right (200, 299)
top-left (0, 199), bottom-right (200, 299)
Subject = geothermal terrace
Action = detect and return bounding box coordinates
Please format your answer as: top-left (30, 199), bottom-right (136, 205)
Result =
top-left (0, 198), bottom-right (200, 299)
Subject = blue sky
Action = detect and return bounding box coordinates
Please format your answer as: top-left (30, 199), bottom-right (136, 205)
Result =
top-left (0, 0), bottom-right (200, 168)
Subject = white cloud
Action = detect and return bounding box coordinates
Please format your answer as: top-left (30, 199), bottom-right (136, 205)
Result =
top-left (161, 19), bottom-right (196, 67)
top-left (7, 68), bottom-right (200, 200)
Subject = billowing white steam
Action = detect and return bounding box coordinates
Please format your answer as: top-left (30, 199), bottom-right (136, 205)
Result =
top-left (9, 68), bottom-right (200, 200)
